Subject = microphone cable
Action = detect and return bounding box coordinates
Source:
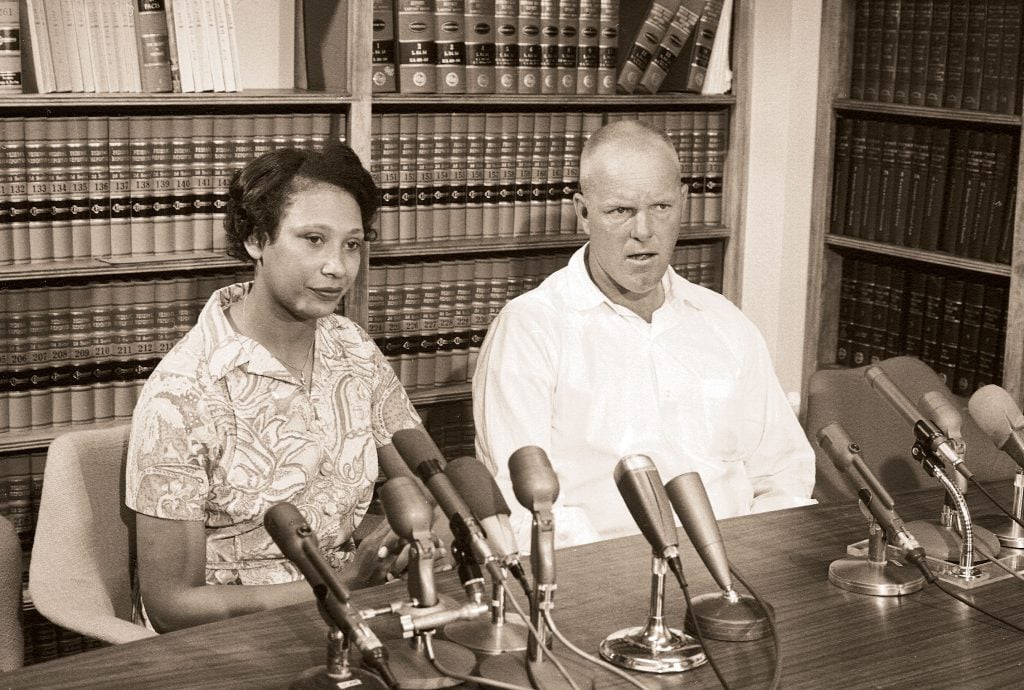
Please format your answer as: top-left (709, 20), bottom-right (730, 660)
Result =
top-left (422, 634), bottom-right (533, 690)
top-left (674, 573), bottom-right (731, 690)
top-left (965, 475), bottom-right (1024, 531)
top-left (730, 563), bottom-right (782, 690)
top-left (930, 578), bottom-right (1024, 635)
top-left (540, 609), bottom-right (652, 690)
top-left (501, 586), bottom-right (585, 690)
top-left (970, 540), bottom-right (1024, 587)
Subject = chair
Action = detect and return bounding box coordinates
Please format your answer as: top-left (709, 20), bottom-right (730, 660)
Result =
top-left (28, 424), bottom-right (157, 644)
top-left (805, 356), bottom-right (1015, 504)
top-left (0, 515), bottom-right (23, 671)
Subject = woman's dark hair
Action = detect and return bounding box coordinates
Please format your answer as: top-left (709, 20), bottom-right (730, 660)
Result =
top-left (223, 141), bottom-right (379, 264)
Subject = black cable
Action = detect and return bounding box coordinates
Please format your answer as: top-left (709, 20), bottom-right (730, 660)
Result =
top-left (931, 579), bottom-right (1024, 635)
top-left (966, 476), bottom-right (1024, 531)
top-left (422, 633), bottom-right (532, 690)
top-left (541, 609), bottom-right (651, 690)
top-left (677, 580), bottom-right (731, 690)
top-left (729, 563), bottom-right (782, 690)
top-left (502, 587), bottom-right (584, 690)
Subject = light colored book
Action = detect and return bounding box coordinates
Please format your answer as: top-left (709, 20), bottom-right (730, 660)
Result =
top-left (167, 0), bottom-right (195, 91)
top-left (58, 0), bottom-right (85, 91)
top-left (212, 0), bottom-right (237, 91)
top-left (198, 0), bottom-right (225, 91)
top-left (42, 0), bottom-right (72, 90)
top-left (84, 0), bottom-right (109, 92)
top-left (67, 0), bottom-right (96, 92)
top-left (700, 0), bottom-right (732, 95)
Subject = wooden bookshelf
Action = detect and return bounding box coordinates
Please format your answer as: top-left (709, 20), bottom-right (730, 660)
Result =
top-left (803, 0), bottom-right (1024, 413)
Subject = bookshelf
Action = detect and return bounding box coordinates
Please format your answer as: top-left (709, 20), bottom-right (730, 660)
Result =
top-left (803, 0), bottom-right (1024, 414)
top-left (0, 0), bottom-right (753, 665)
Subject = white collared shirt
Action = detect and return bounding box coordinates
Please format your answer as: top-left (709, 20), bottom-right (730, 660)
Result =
top-left (473, 246), bottom-right (816, 548)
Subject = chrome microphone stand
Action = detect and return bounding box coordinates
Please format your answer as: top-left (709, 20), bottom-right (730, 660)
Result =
top-left (444, 570), bottom-right (529, 655)
top-left (975, 468), bottom-right (1024, 549)
top-left (599, 551), bottom-right (706, 674)
top-left (291, 626), bottom-right (389, 690)
top-left (829, 516), bottom-right (927, 596)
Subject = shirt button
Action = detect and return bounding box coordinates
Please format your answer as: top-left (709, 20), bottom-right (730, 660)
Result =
top-left (323, 502), bottom-right (337, 516)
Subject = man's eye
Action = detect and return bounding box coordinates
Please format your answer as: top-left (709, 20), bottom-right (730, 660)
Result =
top-left (611, 207), bottom-right (630, 216)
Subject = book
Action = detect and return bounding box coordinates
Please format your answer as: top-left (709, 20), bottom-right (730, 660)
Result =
top-left (688, 110), bottom-right (707, 226)
top-left (430, 113), bottom-right (451, 241)
top-left (464, 113), bottom-right (485, 238)
top-left (435, 0), bottom-right (466, 93)
top-left (906, 0), bottom-right (930, 106)
top-left (830, 117), bottom-right (853, 235)
top-left (888, 123), bottom-right (914, 247)
top-left (965, 133), bottom-right (998, 260)
top-left (939, 129), bottom-right (968, 253)
top-left (168, 116), bottom-right (192, 252)
top-left (703, 109), bottom-right (725, 226)
top-left (212, 0), bottom-right (239, 92)
top-left (497, 113), bottom-right (517, 237)
top-left (530, 112), bottom-right (549, 234)
top-left (0, 0), bottom-right (19, 92)
top-left (464, 0), bottom-right (496, 93)
top-left (545, 112), bottom-right (565, 234)
top-left (873, 121), bottom-right (898, 244)
top-left (998, 0), bottom-right (1021, 115)
top-left (167, 0), bottom-right (195, 91)
top-left (58, 0), bottom-right (84, 92)
top-left (903, 124), bottom-right (932, 249)
top-left (448, 113), bottom-right (468, 240)
top-left (481, 113), bottom-right (501, 239)
top-left (891, 0), bottom-right (913, 103)
top-left (132, 0), bottom-right (173, 92)
top-left (848, 0), bottom-right (870, 99)
top-left (677, 0), bottom-right (724, 93)
top-left (149, 116), bottom-right (174, 254)
top-left (923, 0), bottom-right (950, 108)
top-left (555, 0), bottom-right (577, 93)
top-left (538, 0), bottom-right (558, 93)
top-left (936, 277), bottom-right (965, 386)
top-left (196, 0), bottom-right (224, 91)
top-left (574, 0), bottom-right (597, 93)
top-left (942, 1), bottom-right (969, 108)
top-left (42, 0), bottom-right (73, 91)
top-left (862, 0), bottom-right (884, 101)
top-left (960, 0), bottom-right (986, 110)
top-left (616, 0), bottom-right (679, 94)
top-left (128, 116), bottom-right (155, 256)
top-left (118, 0), bottom-right (145, 91)
top-left (978, 0), bottom-right (1002, 113)
top-left (512, 112), bottom-right (533, 236)
top-left (595, 0), bottom-right (617, 94)
top-left (376, 114), bottom-right (400, 243)
top-left (493, 0), bottom-right (517, 93)
top-left (20, 0), bottom-right (55, 93)
top-left (843, 119), bottom-right (870, 238)
top-left (919, 273), bottom-right (945, 367)
top-left (516, 0), bottom-right (540, 93)
top-left (414, 114), bottom-right (434, 242)
top-left (371, 0), bottom-right (397, 92)
top-left (637, 0), bottom-right (700, 95)
top-left (877, 0), bottom-right (900, 102)
top-left (397, 114), bottom-right (418, 242)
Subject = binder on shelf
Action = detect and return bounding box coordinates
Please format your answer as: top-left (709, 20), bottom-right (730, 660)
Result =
top-left (132, 0), bottom-right (173, 92)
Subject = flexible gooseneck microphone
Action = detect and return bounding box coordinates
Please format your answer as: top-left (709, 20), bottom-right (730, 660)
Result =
top-left (969, 385), bottom-right (1024, 469)
top-left (390, 428), bottom-right (504, 585)
top-left (264, 503), bottom-right (398, 688)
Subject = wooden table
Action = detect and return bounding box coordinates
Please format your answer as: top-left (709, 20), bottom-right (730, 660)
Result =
top-left (5, 485), bottom-right (1024, 689)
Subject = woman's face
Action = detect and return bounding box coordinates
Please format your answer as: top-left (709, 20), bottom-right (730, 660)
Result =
top-left (245, 183), bottom-right (364, 322)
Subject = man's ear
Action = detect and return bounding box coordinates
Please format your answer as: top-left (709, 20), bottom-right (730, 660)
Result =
top-left (572, 193), bottom-right (590, 235)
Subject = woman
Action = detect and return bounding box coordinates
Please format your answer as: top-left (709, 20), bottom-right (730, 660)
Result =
top-left (125, 143), bottom-right (422, 632)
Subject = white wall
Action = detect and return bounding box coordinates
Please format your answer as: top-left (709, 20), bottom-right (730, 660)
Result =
top-left (739, 0), bottom-right (823, 398)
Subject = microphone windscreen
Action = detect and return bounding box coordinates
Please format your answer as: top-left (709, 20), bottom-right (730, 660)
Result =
top-left (391, 427), bottom-right (446, 472)
top-left (613, 454), bottom-right (678, 554)
top-left (664, 472), bottom-right (731, 590)
top-left (264, 502), bottom-right (317, 559)
top-left (919, 391), bottom-right (962, 439)
top-left (379, 476), bottom-right (435, 541)
top-left (509, 446), bottom-right (559, 510)
top-left (445, 456), bottom-right (512, 519)
top-left (816, 422), bottom-right (858, 473)
top-left (969, 384), bottom-right (1024, 446)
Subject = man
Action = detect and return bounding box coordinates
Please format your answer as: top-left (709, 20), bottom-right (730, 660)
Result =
top-left (473, 120), bottom-right (815, 548)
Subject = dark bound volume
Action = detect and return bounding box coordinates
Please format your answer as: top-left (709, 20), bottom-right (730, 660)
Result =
top-left (875, 121), bottom-right (899, 243)
top-left (919, 126), bottom-right (949, 253)
top-left (998, 0), bottom-right (1022, 114)
top-left (961, 0), bottom-right (986, 110)
top-left (859, 120), bottom-right (885, 242)
top-left (977, 285), bottom-right (1008, 389)
top-left (395, 0), bottom-right (438, 93)
top-left (435, 0), bottom-right (467, 93)
top-left (978, 0), bottom-right (1003, 113)
top-left (903, 125), bottom-right (932, 250)
top-left (844, 118), bottom-right (870, 238)
top-left (878, 0), bottom-right (901, 102)
top-left (830, 117), bottom-right (853, 235)
top-left (920, 273), bottom-right (945, 367)
top-left (869, 263), bottom-right (892, 362)
top-left (924, 0), bottom-right (951, 108)
top-left (939, 129), bottom-right (969, 254)
top-left (979, 134), bottom-right (1017, 262)
top-left (936, 277), bottom-right (965, 388)
top-left (678, 0), bottom-right (724, 93)
top-left (962, 132), bottom-right (997, 260)
top-left (849, 260), bottom-right (875, 367)
top-left (903, 271), bottom-right (927, 358)
top-left (372, 0), bottom-right (398, 92)
top-left (133, 0), bottom-right (173, 93)
top-left (616, 0), bottom-right (679, 94)
top-left (953, 131), bottom-right (984, 257)
top-left (957, 281), bottom-right (985, 395)
top-left (892, 0), bottom-right (915, 103)
top-left (862, 0), bottom-right (885, 101)
top-left (465, 0), bottom-right (497, 94)
top-left (907, 0), bottom-right (931, 106)
top-left (889, 123), bottom-right (915, 247)
top-left (942, 1), bottom-right (969, 108)
top-left (836, 259), bottom-right (856, 366)
top-left (849, 0), bottom-right (871, 99)
top-left (884, 266), bottom-right (906, 358)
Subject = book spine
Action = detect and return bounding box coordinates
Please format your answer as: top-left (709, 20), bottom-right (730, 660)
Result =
top-left (214, 0), bottom-right (238, 91)
top-left (679, 0), bottom-right (723, 93)
top-left (24, 118), bottom-right (53, 261)
top-left (530, 112), bottom-right (549, 235)
top-left (637, 0), bottom-right (700, 95)
top-left (616, 0), bottom-right (679, 94)
top-left (849, 0), bottom-right (870, 99)
top-left (960, 0), bottom-right (985, 110)
top-left (128, 116), bottom-right (154, 256)
top-left (688, 110), bottom-right (707, 226)
top-left (883, 266), bottom-right (905, 359)
top-left (464, 113), bottom-right (485, 239)
top-left (939, 129), bottom-right (967, 253)
top-left (595, 0), bottom-right (617, 94)
top-left (188, 115), bottom-right (213, 250)
top-left (431, 113), bottom-right (452, 241)
top-left (481, 113), bottom-right (502, 240)
top-left (45, 117), bottom-right (73, 261)
top-left (414, 113), bottom-right (434, 242)
top-left (904, 124), bottom-right (932, 250)
top-left (830, 117), bottom-right (853, 235)
top-left (998, 0), bottom-right (1021, 115)
top-left (574, 0), bottom-right (598, 94)
top-left (84, 0), bottom-right (109, 92)
top-left (119, 0), bottom-right (144, 91)
top-left (464, 0), bottom-right (496, 93)
top-left (555, 0), bottom-right (578, 94)
top-left (0, 0), bottom-right (20, 92)
top-left (967, 133), bottom-right (998, 260)
top-left (168, 115), bottom-right (192, 252)
top-left (133, 0), bottom-right (173, 92)
top-left (978, 0), bottom-right (1003, 113)
top-left (497, 113), bottom-right (517, 238)
top-left (888, 123), bottom-right (914, 247)
top-left (861, 0), bottom-right (884, 101)
top-left (702, 109), bottom-right (725, 227)
top-left (197, 0), bottom-right (224, 91)
top-left (891, 0), bottom-right (913, 103)
top-left (448, 112), bottom-right (468, 241)
top-left (397, 113), bottom-right (418, 243)
top-left (843, 118), bottom-right (869, 239)
top-left (394, 0), bottom-right (437, 93)
top-left (66, 117), bottom-right (90, 260)
top-left (874, 121), bottom-right (898, 244)
top-left (43, 0), bottom-right (73, 91)
top-left (538, 0), bottom-right (558, 93)
top-left (956, 280), bottom-right (984, 394)
top-left (210, 115), bottom-right (232, 250)
top-left (494, 0), bottom-right (518, 93)
top-left (512, 112), bottom-right (534, 237)
top-left (149, 116), bottom-right (174, 254)
top-left (545, 111), bottom-right (565, 234)
top-left (372, 0), bottom-right (398, 93)
top-left (858, 119), bottom-right (884, 242)
top-left (517, 0), bottom-right (540, 93)
top-left (561, 111), bottom-right (582, 233)
top-left (376, 115), bottom-right (400, 244)
top-left (26, 0), bottom-right (56, 92)
top-left (436, 0), bottom-right (467, 93)
top-left (877, 0), bottom-right (900, 103)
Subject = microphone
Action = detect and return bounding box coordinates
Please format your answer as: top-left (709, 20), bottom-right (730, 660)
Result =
top-left (263, 503), bottom-right (398, 687)
top-left (390, 428), bottom-right (503, 584)
top-left (969, 384), bottom-right (1024, 470)
top-left (379, 476), bottom-right (444, 607)
top-left (444, 456), bottom-right (528, 582)
top-left (918, 391), bottom-right (972, 479)
top-left (816, 423), bottom-right (934, 581)
top-left (508, 446), bottom-right (558, 589)
top-left (665, 472), bottom-right (772, 641)
top-left (612, 454), bottom-right (686, 588)
top-left (865, 366), bottom-right (961, 468)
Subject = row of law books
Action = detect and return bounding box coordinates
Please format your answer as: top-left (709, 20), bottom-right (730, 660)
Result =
top-left (370, 108), bottom-right (727, 245)
top-left (835, 255), bottom-right (1007, 397)
top-left (830, 116), bottom-right (1018, 264)
top-left (18, 0), bottom-right (241, 94)
top-left (849, 0), bottom-right (1022, 114)
top-left (376, 0), bottom-right (622, 95)
top-left (0, 113), bottom-right (342, 266)
top-left (422, 398), bottom-right (476, 464)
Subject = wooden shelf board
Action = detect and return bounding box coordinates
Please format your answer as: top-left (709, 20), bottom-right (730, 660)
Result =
top-left (834, 99), bottom-right (1022, 127)
top-left (0, 419), bottom-right (129, 455)
top-left (0, 254), bottom-right (247, 282)
top-left (407, 383), bottom-right (472, 406)
top-left (372, 93), bottom-right (736, 110)
top-left (824, 235), bottom-right (1013, 277)
top-left (0, 90), bottom-right (354, 111)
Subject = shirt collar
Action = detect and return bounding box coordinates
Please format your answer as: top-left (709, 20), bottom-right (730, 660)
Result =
top-left (563, 243), bottom-right (708, 316)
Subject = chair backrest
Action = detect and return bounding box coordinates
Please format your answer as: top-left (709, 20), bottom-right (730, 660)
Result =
top-left (28, 424), bottom-right (157, 644)
top-left (0, 515), bottom-right (23, 671)
top-left (806, 356), bottom-right (1016, 503)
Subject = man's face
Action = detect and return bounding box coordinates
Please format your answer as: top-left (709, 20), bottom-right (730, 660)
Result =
top-left (574, 143), bottom-right (684, 306)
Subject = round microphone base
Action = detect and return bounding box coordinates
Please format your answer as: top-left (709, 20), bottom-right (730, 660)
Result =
top-left (443, 612), bottom-right (529, 655)
top-left (904, 519), bottom-right (1002, 562)
top-left (598, 625), bottom-right (706, 674)
top-left (683, 591), bottom-right (773, 641)
top-left (383, 637), bottom-right (475, 689)
top-left (973, 513), bottom-right (1024, 550)
top-left (828, 556), bottom-right (927, 596)
top-left (290, 665), bottom-right (389, 690)
top-left (479, 650), bottom-right (595, 689)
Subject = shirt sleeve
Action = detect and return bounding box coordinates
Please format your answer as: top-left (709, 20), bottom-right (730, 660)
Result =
top-left (737, 321), bottom-right (818, 513)
top-left (368, 341), bottom-right (421, 446)
top-left (125, 370), bottom-right (215, 522)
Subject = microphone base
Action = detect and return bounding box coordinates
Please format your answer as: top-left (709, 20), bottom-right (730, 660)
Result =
top-left (599, 625), bottom-right (707, 674)
top-left (443, 612), bottom-right (529, 655)
top-left (383, 637), bottom-right (475, 689)
top-left (973, 513), bottom-right (1024, 550)
top-left (904, 519), bottom-right (1001, 562)
top-left (828, 555), bottom-right (927, 596)
top-left (683, 591), bottom-right (773, 641)
top-left (290, 665), bottom-right (389, 690)
top-left (479, 650), bottom-right (595, 689)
